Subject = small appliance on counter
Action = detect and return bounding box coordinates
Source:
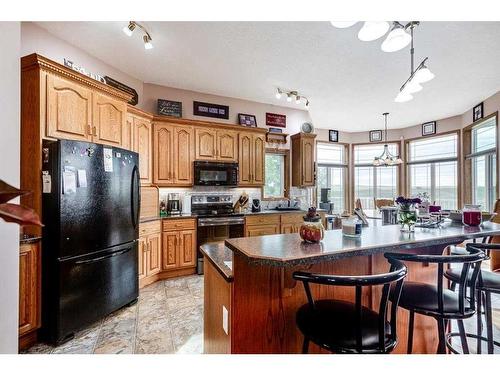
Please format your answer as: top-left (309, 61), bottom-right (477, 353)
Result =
top-left (251, 198), bottom-right (261, 213)
top-left (167, 193), bottom-right (182, 215)
top-left (319, 188), bottom-right (334, 214)
top-left (233, 192), bottom-right (249, 213)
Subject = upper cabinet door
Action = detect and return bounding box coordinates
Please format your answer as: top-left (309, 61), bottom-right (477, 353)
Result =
top-left (92, 93), bottom-right (126, 147)
top-left (122, 113), bottom-right (134, 151)
top-left (153, 123), bottom-right (174, 185)
top-left (133, 117), bottom-right (152, 184)
top-left (195, 128), bottom-right (217, 160)
top-left (174, 126), bottom-right (194, 184)
top-left (238, 132), bottom-right (252, 185)
top-left (252, 134), bottom-right (265, 185)
top-left (302, 138), bottom-right (315, 186)
top-left (46, 74), bottom-right (92, 141)
top-left (217, 130), bottom-right (238, 161)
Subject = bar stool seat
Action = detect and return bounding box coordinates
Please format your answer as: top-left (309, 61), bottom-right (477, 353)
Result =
top-left (445, 268), bottom-right (500, 292)
top-left (397, 282), bottom-right (475, 318)
top-left (296, 299), bottom-right (393, 353)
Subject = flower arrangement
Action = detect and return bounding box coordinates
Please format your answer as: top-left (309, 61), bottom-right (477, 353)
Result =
top-left (395, 196), bottom-right (421, 232)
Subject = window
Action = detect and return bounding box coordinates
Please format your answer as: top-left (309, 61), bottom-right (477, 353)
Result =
top-left (263, 150), bottom-right (289, 199)
top-left (316, 143), bottom-right (347, 213)
top-left (353, 143), bottom-right (399, 210)
top-left (407, 133), bottom-right (459, 209)
top-left (467, 115), bottom-right (497, 211)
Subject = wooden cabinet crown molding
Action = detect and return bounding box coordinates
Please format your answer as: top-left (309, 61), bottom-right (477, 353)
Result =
top-left (21, 53), bottom-right (133, 103)
top-left (153, 115), bottom-right (268, 134)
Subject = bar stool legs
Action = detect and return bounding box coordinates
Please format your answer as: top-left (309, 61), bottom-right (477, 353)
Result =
top-left (484, 291), bottom-right (494, 354)
top-left (437, 318), bottom-right (447, 354)
top-left (476, 289), bottom-right (482, 354)
top-left (407, 311), bottom-right (414, 354)
top-left (302, 337), bottom-right (309, 354)
top-left (457, 320), bottom-right (470, 354)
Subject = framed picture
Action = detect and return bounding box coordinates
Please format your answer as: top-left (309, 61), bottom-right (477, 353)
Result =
top-left (329, 130), bottom-right (339, 142)
top-left (473, 102), bottom-right (484, 122)
top-left (369, 130), bottom-right (383, 142)
top-left (193, 101), bottom-right (229, 120)
top-left (422, 121), bottom-right (437, 136)
top-left (265, 112), bottom-right (287, 128)
top-left (268, 127), bottom-right (283, 133)
top-left (238, 113), bottom-right (257, 127)
top-left (157, 99), bottom-right (182, 118)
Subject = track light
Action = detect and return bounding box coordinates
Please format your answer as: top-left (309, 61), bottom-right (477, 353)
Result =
top-left (275, 88), bottom-right (282, 99)
top-left (305, 100), bottom-right (310, 109)
top-left (330, 21), bottom-right (358, 28)
top-left (286, 93), bottom-right (292, 102)
top-left (123, 22), bottom-right (136, 36)
top-left (143, 35), bottom-right (153, 50)
top-left (295, 95), bottom-right (301, 104)
top-left (274, 88), bottom-right (310, 108)
top-left (381, 22), bottom-right (412, 52)
top-left (357, 21), bottom-right (390, 42)
top-left (413, 64), bottom-right (435, 83)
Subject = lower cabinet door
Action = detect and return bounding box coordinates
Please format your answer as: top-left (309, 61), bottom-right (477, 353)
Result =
top-left (138, 237), bottom-right (147, 280)
top-left (280, 223), bottom-right (295, 234)
top-left (246, 224), bottom-right (280, 237)
top-left (179, 230), bottom-right (196, 267)
top-left (162, 232), bottom-right (179, 270)
top-left (19, 242), bottom-right (41, 336)
top-left (147, 232), bottom-right (161, 275)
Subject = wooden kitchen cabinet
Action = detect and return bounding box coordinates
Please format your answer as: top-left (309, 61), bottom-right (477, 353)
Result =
top-left (245, 214), bottom-right (281, 237)
top-left (19, 241), bottom-right (41, 350)
top-left (122, 113), bottom-right (134, 151)
top-left (46, 73), bottom-right (93, 142)
top-left (179, 230), bottom-right (196, 267)
top-left (147, 232), bottom-right (161, 275)
top-left (216, 130), bottom-right (238, 161)
top-left (195, 127), bottom-right (238, 162)
top-left (161, 231), bottom-right (179, 270)
top-left (238, 132), bottom-right (265, 186)
top-left (138, 237), bottom-right (147, 281)
top-left (280, 213), bottom-right (303, 234)
top-left (92, 93), bottom-right (127, 147)
top-left (133, 116), bottom-right (153, 185)
top-left (138, 220), bottom-right (161, 288)
top-left (161, 218), bottom-right (197, 272)
top-left (154, 123), bottom-right (194, 186)
top-left (291, 133), bottom-right (316, 187)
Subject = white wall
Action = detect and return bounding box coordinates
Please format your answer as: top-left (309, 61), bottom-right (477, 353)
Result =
top-left (0, 21), bottom-right (21, 353)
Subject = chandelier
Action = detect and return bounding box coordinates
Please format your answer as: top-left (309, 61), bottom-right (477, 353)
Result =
top-left (373, 113), bottom-right (403, 166)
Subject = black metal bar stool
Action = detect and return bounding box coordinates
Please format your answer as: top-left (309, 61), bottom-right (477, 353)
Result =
top-left (292, 257), bottom-right (407, 354)
top-left (445, 242), bottom-right (500, 354)
top-left (385, 245), bottom-right (486, 354)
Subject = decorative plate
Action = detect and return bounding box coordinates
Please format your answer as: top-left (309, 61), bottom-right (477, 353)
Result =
top-left (301, 122), bottom-right (314, 134)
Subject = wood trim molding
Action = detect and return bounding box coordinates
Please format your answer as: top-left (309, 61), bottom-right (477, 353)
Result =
top-left (21, 53), bottom-right (133, 102)
top-left (153, 115), bottom-right (268, 134)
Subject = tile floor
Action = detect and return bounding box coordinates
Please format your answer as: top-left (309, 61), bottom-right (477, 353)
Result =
top-left (23, 275), bottom-right (204, 354)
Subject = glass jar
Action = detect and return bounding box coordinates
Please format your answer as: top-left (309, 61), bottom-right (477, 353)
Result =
top-left (299, 220), bottom-right (325, 243)
top-left (462, 204), bottom-right (482, 227)
top-left (399, 208), bottom-right (417, 232)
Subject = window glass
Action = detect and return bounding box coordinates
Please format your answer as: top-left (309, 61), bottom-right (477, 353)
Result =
top-left (317, 166), bottom-right (345, 213)
top-left (409, 164), bottom-right (432, 198)
top-left (473, 155), bottom-right (487, 210)
top-left (472, 117), bottom-right (496, 153)
top-left (408, 134), bottom-right (458, 162)
top-left (317, 143), bottom-right (344, 164)
top-left (377, 166), bottom-right (398, 200)
top-left (355, 166), bottom-right (375, 209)
top-left (264, 153), bottom-right (285, 198)
top-left (355, 144), bottom-right (397, 164)
top-left (434, 161), bottom-right (458, 210)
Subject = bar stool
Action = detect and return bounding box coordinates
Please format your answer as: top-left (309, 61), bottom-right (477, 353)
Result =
top-left (292, 257), bottom-right (407, 354)
top-left (386, 245), bottom-right (486, 354)
top-left (445, 242), bottom-right (500, 354)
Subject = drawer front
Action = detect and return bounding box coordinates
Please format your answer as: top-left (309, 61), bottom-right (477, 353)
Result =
top-left (280, 213), bottom-right (304, 224)
top-left (162, 218), bottom-right (197, 232)
top-left (139, 220), bottom-right (161, 237)
top-left (246, 224), bottom-right (280, 237)
top-left (245, 214), bottom-right (280, 226)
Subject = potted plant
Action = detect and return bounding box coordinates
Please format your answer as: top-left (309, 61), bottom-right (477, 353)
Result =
top-left (395, 196), bottom-right (421, 232)
top-left (0, 180), bottom-right (42, 227)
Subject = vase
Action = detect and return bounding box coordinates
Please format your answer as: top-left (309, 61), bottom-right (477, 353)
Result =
top-left (299, 220), bottom-right (325, 243)
top-left (399, 208), bottom-right (417, 232)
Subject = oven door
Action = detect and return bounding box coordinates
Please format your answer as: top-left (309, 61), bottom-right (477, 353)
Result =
top-left (194, 161), bottom-right (238, 186)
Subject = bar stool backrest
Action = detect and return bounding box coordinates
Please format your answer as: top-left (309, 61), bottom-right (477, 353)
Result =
top-left (293, 258), bottom-right (407, 353)
top-left (385, 245), bottom-right (486, 317)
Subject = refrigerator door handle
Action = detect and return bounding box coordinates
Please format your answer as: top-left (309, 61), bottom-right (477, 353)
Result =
top-left (131, 165), bottom-right (140, 230)
top-left (74, 248), bottom-right (131, 265)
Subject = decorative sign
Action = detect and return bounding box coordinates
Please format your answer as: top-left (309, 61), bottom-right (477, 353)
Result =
top-left (421, 121), bottom-right (436, 136)
top-left (193, 101), bottom-right (229, 120)
top-left (369, 130), bottom-right (382, 142)
top-left (158, 99), bottom-right (182, 118)
top-left (266, 112), bottom-right (286, 128)
top-left (329, 130), bottom-right (339, 142)
top-left (64, 58), bottom-right (106, 84)
top-left (238, 113), bottom-right (257, 127)
top-left (268, 127), bottom-right (283, 134)
top-left (473, 102), bottom-right (483, 122)
top-left (104, 76), bottom-right (139, 106)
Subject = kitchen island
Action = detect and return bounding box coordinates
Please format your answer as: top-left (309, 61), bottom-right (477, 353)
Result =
top-left (201, 220), bottom-right (500, 354)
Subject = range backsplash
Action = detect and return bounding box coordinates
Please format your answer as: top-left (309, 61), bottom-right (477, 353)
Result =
top-left (158, 186), bottom-right (314, 213)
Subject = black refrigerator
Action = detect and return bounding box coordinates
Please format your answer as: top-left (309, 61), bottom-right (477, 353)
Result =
top-left (41, 139), bottom-right (140, 344)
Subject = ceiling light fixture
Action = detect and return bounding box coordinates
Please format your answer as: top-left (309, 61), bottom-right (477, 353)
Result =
top-left (122, 21), bottom-right (154, 50)
top-left (330, 21), bottom-right (358, 28)
top-left (274, 88), bottom-right (310, 109)
top-left (381, 22), bottom-right (412, 52)
top-left (358, 21), bottom-right (390, 42)
top-left (394, 22), bottom-right (435, 103)
top-left (373, 113), bottom-right (403, 166)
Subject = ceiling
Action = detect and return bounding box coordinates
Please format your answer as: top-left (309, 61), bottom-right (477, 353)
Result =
top-left (35, 21), bottom-right (500, 131)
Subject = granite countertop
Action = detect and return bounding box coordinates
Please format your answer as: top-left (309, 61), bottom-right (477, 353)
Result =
top-left (224, 220), bottom-right (500, 267)
top-left (199, 242), bottom-right (233, 281)
top-left (20, 234), bottom-right (42, 245)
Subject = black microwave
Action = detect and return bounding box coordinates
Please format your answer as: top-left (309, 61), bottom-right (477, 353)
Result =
top-left (194, 161), bottom-right (239, 186)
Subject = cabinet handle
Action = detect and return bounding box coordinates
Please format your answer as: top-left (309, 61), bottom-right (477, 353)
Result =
top-left (87, 124), bottom-right (92, 135)
top-left (93, 126), bottom-right (97, 136)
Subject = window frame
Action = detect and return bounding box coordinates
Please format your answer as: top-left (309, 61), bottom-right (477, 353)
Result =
top-left (404, 130), bottom-right (461, 209)
top-left (261, 148), bottom-right (290, 201)
top-left (351, 141), bottom-right (402, 210)
top-left (316, 141), bottom-right (349, 213)
top-left (463, 111), bottom-right (498, 211)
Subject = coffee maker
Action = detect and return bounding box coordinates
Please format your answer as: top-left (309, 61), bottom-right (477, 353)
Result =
top-left (319, 188), bottom-right (334, 214)
top-left (167, 193), bottom-right (181, 215)
top-left (251, 198), bottom-right (261, 213)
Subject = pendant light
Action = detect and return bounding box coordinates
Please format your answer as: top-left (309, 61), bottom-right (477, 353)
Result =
top-left (395, 91), bottom-right (413, 103)
top-left (373, 113), bottom-right (403, 166)
top-left (413, 63), bottom-right (435, 83)
top-left (357, 21), bottom-right (390, 41)
top-left (330, 21), bottom-right (357, 28)
top-left (381, 22), bottom-right (412, 52)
